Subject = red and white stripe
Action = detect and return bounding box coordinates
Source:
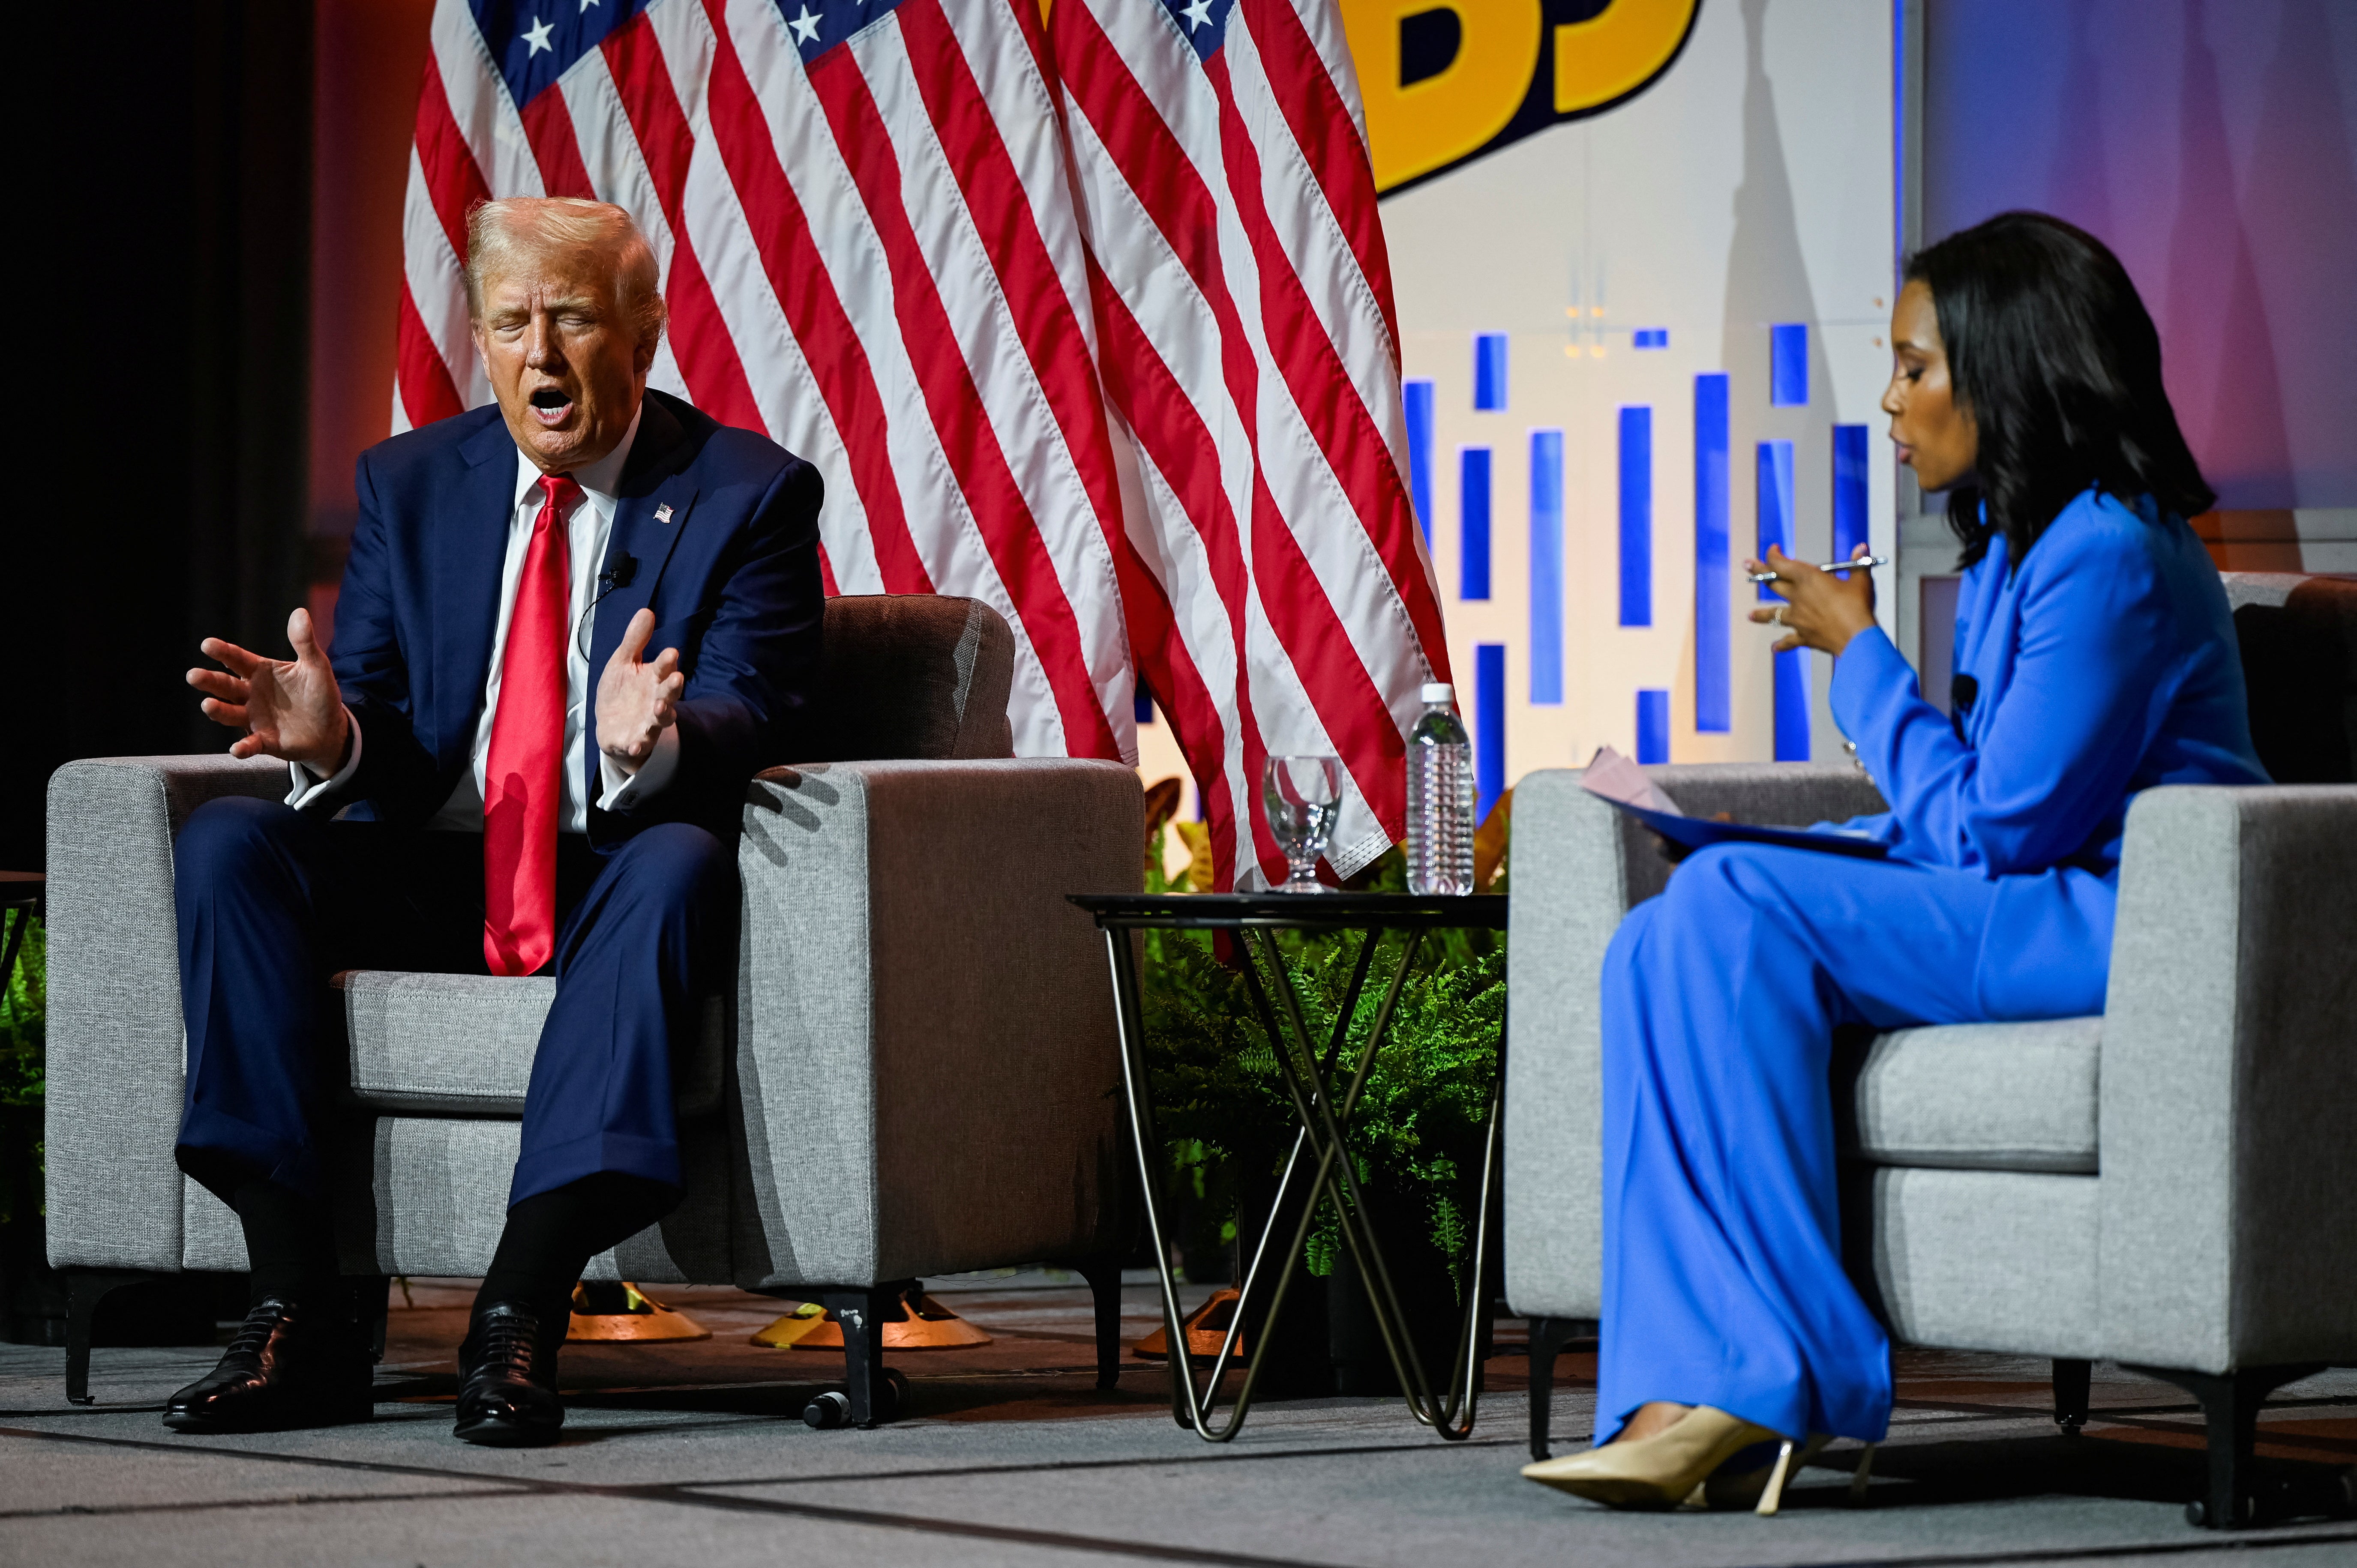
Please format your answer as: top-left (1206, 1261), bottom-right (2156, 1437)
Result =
top-left (397, 0), bottom-right (1133, 760)
top-left (395, 0), bottom-right (1447, 885)
top-left (1048, 0), bottom-right (1448, 886)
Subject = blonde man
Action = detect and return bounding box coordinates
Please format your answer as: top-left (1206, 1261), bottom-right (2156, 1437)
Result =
top-left (171, 198), bottom-right (822, 1446)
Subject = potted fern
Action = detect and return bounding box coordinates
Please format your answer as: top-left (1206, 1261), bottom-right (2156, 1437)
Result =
top-left (1138, 826), bottom-right (1505, 1396)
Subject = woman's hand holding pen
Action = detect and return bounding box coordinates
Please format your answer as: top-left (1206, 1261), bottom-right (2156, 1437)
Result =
top-left (1747, 544), bottom-right (1878, 656)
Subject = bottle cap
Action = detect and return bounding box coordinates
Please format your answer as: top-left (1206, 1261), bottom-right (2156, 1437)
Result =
top-left (1420, 682), bottom-right (1454, 704)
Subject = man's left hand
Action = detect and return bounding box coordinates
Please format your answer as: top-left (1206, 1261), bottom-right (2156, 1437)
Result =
top-left (597, 608), bottom-right (683, 767)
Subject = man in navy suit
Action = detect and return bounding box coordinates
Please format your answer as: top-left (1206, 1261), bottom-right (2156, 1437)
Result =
top-left (166, 197), bottom-right (822, 1445)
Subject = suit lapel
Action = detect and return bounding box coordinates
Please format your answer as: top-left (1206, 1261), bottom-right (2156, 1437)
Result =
top-left (433, 416), bottom-right (525, 760)
top-left (585, 393), bottom-right (702, 801)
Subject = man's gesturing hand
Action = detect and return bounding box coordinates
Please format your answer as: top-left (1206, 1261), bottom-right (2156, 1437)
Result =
top-left (189, 608), bottom-right (351, 774)
top-left (597, 608), bottom-right (684, 767)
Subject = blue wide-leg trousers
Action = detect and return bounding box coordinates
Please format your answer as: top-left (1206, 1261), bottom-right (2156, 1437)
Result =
top-left (1594, 843), bottom-right (2110, 1445)
top-left (174, 796), bottom-right (736, 1210)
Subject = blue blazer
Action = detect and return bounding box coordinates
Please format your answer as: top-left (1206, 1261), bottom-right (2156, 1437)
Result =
top-left (325, 388), bottom-right (824, 847)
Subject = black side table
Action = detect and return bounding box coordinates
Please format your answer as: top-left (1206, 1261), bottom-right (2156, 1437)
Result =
top-left (1068, 892), bottom-right (1508, 1443)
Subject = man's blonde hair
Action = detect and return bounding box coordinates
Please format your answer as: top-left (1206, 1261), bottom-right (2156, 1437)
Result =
top-left (463, 197), bottom-right (667, 349)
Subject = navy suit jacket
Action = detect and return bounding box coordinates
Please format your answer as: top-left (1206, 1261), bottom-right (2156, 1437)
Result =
top-left (324, 388), bottom-right (824, 847)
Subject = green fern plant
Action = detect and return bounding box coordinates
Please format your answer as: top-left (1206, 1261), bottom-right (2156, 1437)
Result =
top-left (0, 917), bottom-right (45, 1227)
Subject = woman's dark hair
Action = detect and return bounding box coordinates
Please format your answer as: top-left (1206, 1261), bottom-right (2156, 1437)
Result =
top-left (1904, 211), bottom-right (2213, 569)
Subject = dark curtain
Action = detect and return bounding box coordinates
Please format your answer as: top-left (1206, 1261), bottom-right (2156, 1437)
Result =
top-left (9, 1), bottom-right (312, 871)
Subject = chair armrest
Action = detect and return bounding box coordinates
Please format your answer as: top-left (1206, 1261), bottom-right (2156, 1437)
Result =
top-left (2099, 783), bottom-right (2357, 1372)
top-left (729, 757), bottom-right (1141, 1289)
top-left (1503, 761), bottom-right (1886, 1318)
top-left (43, 754), bottom-right (286, 1271)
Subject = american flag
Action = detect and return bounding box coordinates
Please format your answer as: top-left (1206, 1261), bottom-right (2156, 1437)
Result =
top-left (396, 0), bottom-right (1447, 889)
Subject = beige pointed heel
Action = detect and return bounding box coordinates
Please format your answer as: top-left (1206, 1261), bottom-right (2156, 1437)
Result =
top-left (1847, 1442), bottom-right (1877, 1503)
top-left (1700, 1432), bottom-right (1830, 1514)
top-left (1520, 1406), bottom-right (1789, 1510)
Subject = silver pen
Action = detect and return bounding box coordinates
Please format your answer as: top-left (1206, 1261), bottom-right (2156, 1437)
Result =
top-left (1749, 554), bottom-right (1890, 583)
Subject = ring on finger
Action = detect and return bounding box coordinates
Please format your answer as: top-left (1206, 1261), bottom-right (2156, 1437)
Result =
top-left (1773, 605), bottom-right (1788, 625)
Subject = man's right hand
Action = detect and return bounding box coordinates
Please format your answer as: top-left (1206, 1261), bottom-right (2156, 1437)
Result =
top-left (189, 607), bottom-right (351, 775)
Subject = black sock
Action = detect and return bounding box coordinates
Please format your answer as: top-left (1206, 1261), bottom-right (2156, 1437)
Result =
top-left (232, 1179), bottom-right (340, 1309)
top-left (472, 1173), bottom-right (676, 1329)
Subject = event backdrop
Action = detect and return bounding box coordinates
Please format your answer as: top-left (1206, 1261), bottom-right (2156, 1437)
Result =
top-left (1140, 0), bottom-right (1898, 820)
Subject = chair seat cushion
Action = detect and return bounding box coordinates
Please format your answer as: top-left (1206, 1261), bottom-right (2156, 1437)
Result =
top-left (334, 971), bottom-right (724, 1117)
top-left (1836, 1016), bottom-right (2101, 1174)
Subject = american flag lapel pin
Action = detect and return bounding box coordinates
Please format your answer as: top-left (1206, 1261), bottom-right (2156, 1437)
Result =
top-left (654, 503), bottom-right (675, 525)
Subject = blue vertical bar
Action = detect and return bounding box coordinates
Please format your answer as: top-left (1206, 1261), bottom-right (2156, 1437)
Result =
top-left (1757, 439), bottom-right (1811, 760)
top-left (1529, 430), bottom-right (1563, 703)
top-left (1635, 689), bottom-right (1670, 765)
top-left (1135, 685), bottom-right (1154, 724)
top-left (1618, 407), bottom-right (1652, 627)
top-left (1460, 447), bottom-right (1491, 600)
top-left (1833, 424), bottom-right (1871, 561)
top-left (1756, 440), bottom-right (1796, 594)
top-left (1475, 643), bottom-right (1506, 821)
top-left (1770, 323), bottom-right (1808, 406)
top-left (1404, 378), bottom-right (1435, 545)
top-left (1473, 333), bottom-right (1508, 410)
top-left (1694, 374), bottom-right (1730, 733)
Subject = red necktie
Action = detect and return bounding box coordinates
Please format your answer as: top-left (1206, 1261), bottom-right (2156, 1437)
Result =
top-left (483, 474), bottom-right (579, 976)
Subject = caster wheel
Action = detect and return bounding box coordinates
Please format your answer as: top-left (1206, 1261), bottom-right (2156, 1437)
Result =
top-left (803, 1390), bottom-right (852, 1430)
top-left (878, 1366), bottom-right (910, 1421)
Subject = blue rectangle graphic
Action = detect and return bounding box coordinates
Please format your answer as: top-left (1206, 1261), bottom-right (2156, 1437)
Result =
top-left (1404, 378), bottom-right (1435, 545)
top-left (1529, 430), bottom-right (1564, 704)
top-left (1473, 332), bottom-right (1508, 411)
top-left (1770, 323), bottom-right (1808, 406)
top-left (1832, 423), bottom-right (1871, 561)
top-left (1758, 438), bottom-right (1810, 760)
top-left (1475, 643), bottom-right (1506, 821)
top-left (1619, 407), bottom-right (1653, 627)
top-left (1694, 374), bottom-right (1730, 733)
top-left (1774, 648), bottom-right (1811, 761)
top-left (1633, 328), bottom-right (1669, 349)
top-left (1460, 447), bottom-right (1491, 601)
top-left (1636, 689), bottom-right (1670, 765)
top-left (1756, 440), bottom-right (1795, 598)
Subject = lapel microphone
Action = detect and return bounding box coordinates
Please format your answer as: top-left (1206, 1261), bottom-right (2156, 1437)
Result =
top-left (579, 554), bottom-right (642, 658)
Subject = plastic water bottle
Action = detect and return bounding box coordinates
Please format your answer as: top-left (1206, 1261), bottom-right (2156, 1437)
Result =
top-left (1405, 682), bottom-right (1476, 895)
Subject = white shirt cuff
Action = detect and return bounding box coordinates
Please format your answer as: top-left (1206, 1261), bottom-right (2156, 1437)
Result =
top-left (597, 724), bottom-right (681, 813)
top-left (285, 709), bottom-right (363, 810)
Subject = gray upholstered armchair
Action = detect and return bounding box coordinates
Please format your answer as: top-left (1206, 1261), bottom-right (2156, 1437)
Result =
top-left (45, 594), bottom-right (1143, 1428)
top-left (1503, 571), bottom-right (2357, 1527)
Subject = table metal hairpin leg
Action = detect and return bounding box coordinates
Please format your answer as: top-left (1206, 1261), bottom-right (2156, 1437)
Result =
top-left (1236, 930), bottom-right (1495, 1441)
top-left (1101, 921), bottom-right (1500, 1444)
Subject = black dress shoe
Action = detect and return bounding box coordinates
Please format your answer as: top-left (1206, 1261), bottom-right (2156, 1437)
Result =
top-left (454, 1302), bottom-right (565, 1447)
top-left (163, 1296), bottom-right (374, 1433)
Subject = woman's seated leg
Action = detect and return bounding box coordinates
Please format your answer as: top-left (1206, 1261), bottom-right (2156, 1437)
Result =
top-left (1591, 843), bottom-right (2106, 1449)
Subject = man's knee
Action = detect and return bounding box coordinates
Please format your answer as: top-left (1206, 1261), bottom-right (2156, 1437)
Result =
top-left (176, 796), bottom-right (305, 885)
top-left (609, 823), bottom-right (735, 913)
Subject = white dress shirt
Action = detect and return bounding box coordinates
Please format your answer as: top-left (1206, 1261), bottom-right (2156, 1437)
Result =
top-left (290, 407), bottom-right (680, 829)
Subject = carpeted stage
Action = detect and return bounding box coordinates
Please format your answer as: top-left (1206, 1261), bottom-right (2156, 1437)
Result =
top-left (2, 1274), bottom-right (2351, 1567)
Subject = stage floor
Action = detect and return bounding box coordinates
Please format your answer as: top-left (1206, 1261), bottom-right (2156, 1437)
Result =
top-left (3, 1274), bottom-right (2351, 1567)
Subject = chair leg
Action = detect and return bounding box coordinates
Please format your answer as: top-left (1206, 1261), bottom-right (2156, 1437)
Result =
top-left (354, 1276), bottom-right (393, 1365)
top-left (2129, 1362), bottom-right (2325, 1528)
top-left (2053, 1357), bottom-right (2091, 1436)
top-left (1524, 1315), bottom-right (1588, 1461)
top-left (64, 1269), bottom-right (164, 1406)
top-left (1076, 1257), bottom-right (1125, 1391)
top-left (814, 1285), bottom-right (907, 1429)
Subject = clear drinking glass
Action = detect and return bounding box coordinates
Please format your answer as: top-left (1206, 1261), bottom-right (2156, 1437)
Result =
top-left (1263, 755), bottom-right (1343, 893)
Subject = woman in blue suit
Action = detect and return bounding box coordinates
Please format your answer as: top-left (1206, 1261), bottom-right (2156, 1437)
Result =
top-left (1523, 212), bottom-right (2269, 1510)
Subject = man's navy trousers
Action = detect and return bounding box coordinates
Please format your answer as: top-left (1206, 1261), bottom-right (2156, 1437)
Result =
top-left (173, 796), bottom-right (736, 1210)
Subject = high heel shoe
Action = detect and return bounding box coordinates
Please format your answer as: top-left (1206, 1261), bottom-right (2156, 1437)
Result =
top-left (1520, 1406), bottom-right (1787, 1510)
top-left (1697, 1433), bottom-right (1829, 1513)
